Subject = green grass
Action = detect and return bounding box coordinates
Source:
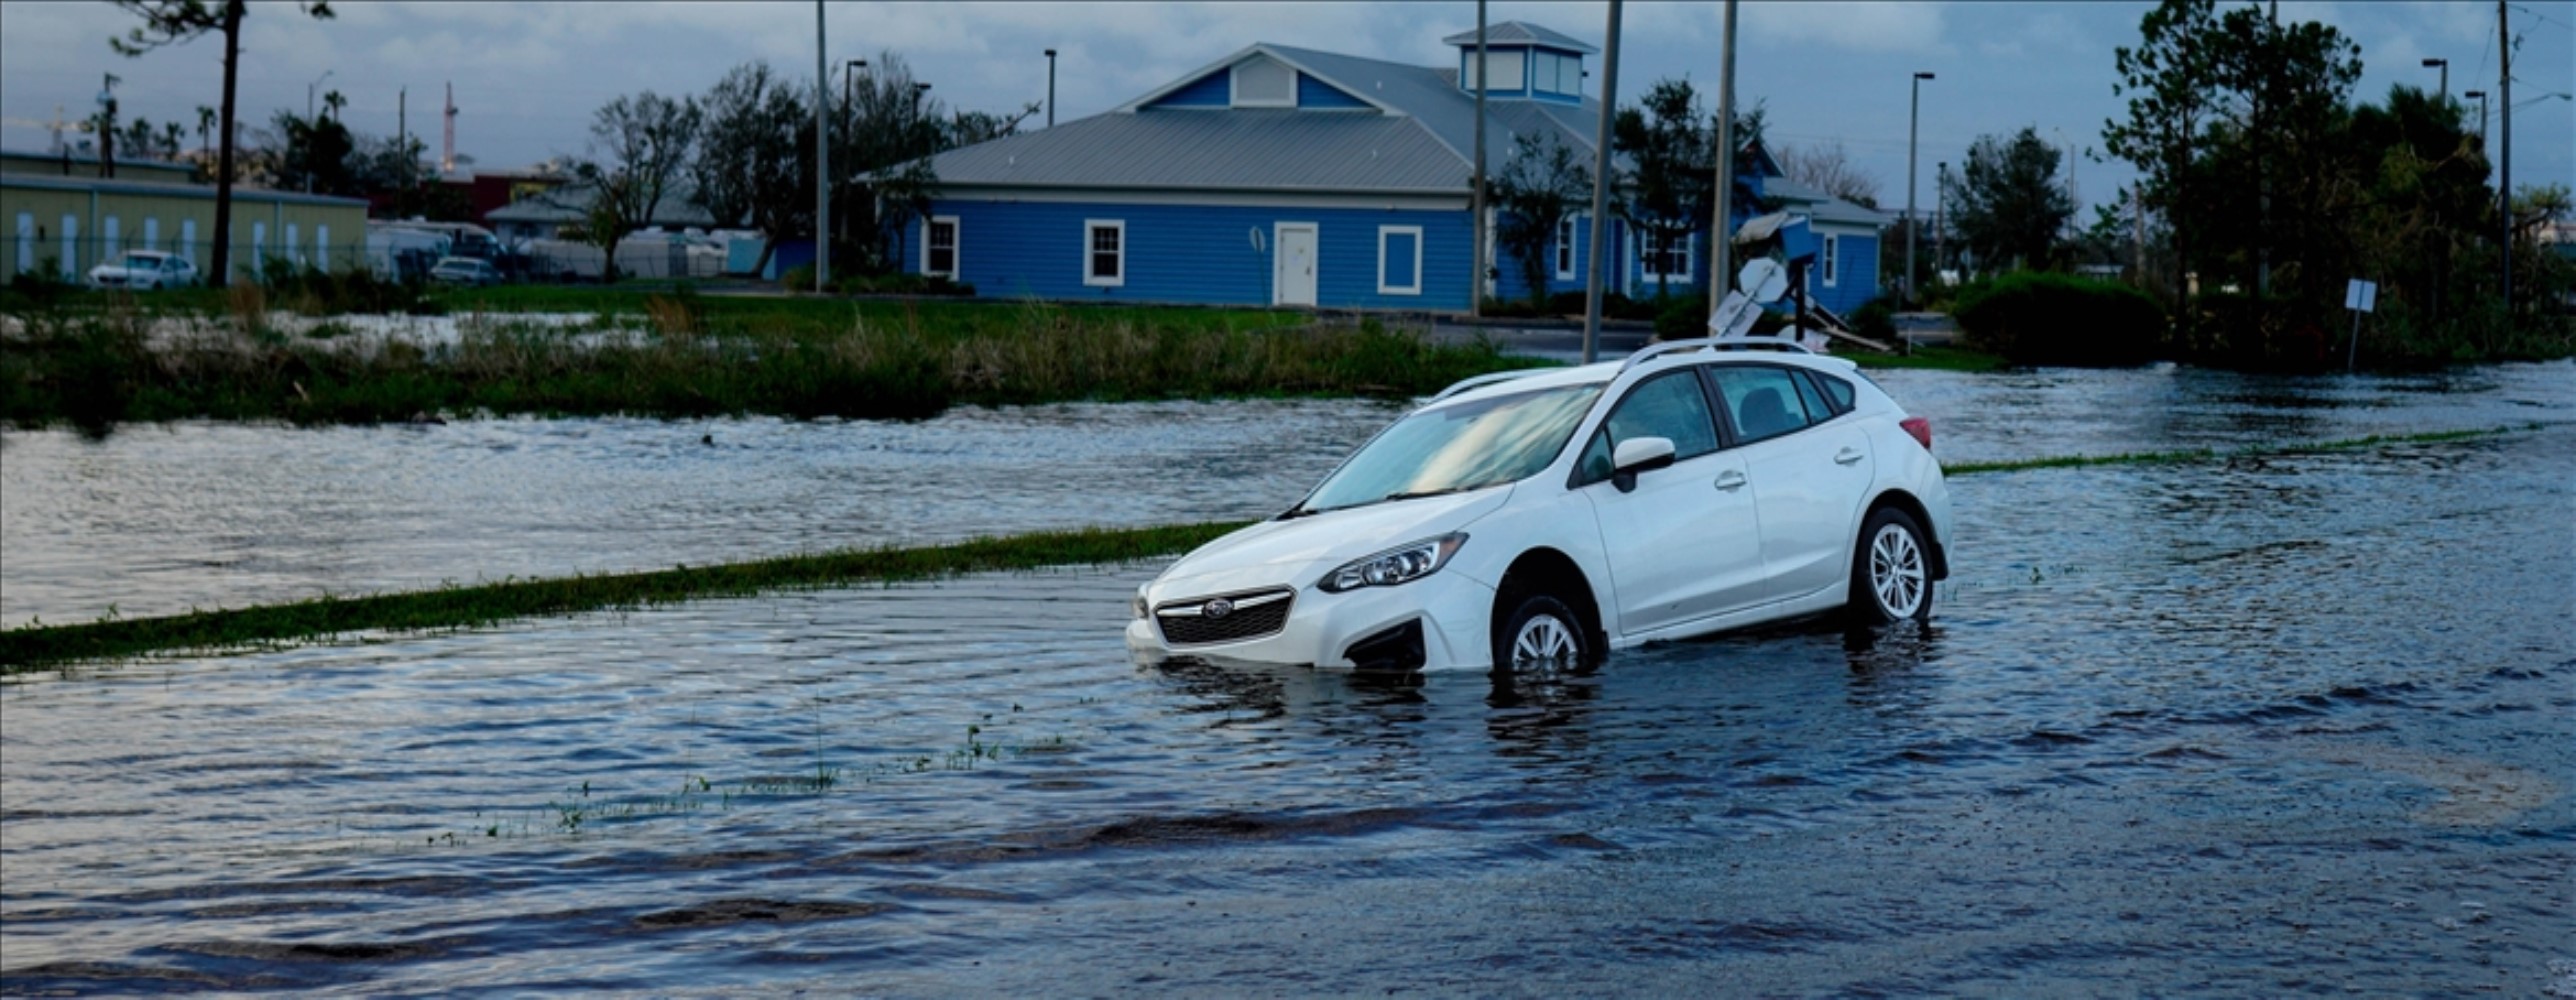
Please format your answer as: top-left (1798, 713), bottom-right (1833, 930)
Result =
top-left (0, 522), bottom-right (1250, 673)
top-left (0, 297), bottom-right (1547, 430)
top-left (1941, 425), bottom-right (2535, 475)
top-left (2, 424), bottom-right (2551, 672)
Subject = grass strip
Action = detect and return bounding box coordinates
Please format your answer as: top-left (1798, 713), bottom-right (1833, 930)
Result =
top-left (0, 522), bottom-right (1251, 673)
top-left (1941, 424), bottom-right (2539, 476)
top-left (2, 423), bottom-right (2552, 671)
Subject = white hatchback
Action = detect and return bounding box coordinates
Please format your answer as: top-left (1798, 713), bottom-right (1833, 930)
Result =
top-left (1127, 338), bottom-right (1953, 672)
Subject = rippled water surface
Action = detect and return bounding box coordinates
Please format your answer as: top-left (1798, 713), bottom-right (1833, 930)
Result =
top-left (5, 410), bottom-right (2571, 993)
top-left (5, 361), bottom-right (2568, 627)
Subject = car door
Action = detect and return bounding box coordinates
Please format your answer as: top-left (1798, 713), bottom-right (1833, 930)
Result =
top-left (1705, 363), bottom-right (1876, 603)
top-left (1577, 367), bottom-right (1767, 636)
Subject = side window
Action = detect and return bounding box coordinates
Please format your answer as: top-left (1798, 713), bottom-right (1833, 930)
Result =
top-left (1578, 370), bottom-right (1720, 485)
top-left (1813, 371), bottom-right (1857, 414)
top-left (1708, 365), bottom-right (1818, 444)
top-left (1791, 369), bottom-right (1834, 423)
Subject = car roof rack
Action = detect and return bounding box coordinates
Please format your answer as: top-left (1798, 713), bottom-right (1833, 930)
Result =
top-left (1426, 368), bottom-right (1553, 403)
top-left (1617, 335), bottom-right (1814, 374)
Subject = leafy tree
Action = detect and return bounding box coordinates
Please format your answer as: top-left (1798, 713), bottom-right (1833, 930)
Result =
top-left (576, 91), bottom-right (701, 281)
top-left (946, 103), bottom-right (1041, 148)
top-left (834, 52), bottom-right (944, 274)
top-left (111, 0), bottom-right (337, 284)
top-left (1953, 127), bottom-right (2074, 271)
top-left (1611, 79), bottom-right (1716, 300)
top-left (1489, 131), bottom-right (1592, 305)
top-left (1775, 139), bottom-right (1878, 209)
top-left (692, 61), bottom-right (810, 275)
top-left (267, 110), bottom-right (358, 194)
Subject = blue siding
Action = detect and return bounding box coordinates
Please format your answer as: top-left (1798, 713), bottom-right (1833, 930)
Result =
top-left (1149, 71), bottom-right (1229, 109)
top-left (1492, 214), bottom-right (1624, 304)
top-left (1297, 74), bottom-right (1370, 110)
top-left (920, 199), bottom-right (1473, 310)
top-left (1783, 228), bottom-right (1882, 314)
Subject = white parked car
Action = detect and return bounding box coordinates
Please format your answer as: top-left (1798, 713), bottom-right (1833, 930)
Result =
top-left (1127, 338), bottom-right (1953, 672)
top-left (428, 256), bottom-right (504, 286)
top-left (87, 250), bottom-right (198, 290)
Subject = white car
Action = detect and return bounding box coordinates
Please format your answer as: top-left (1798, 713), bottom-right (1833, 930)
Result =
top-left (1127, 337), bottom-right (1953, 672)
top-left (87, 250), bottom-right (198, 290)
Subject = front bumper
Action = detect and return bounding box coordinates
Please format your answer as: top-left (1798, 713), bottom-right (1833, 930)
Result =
top-left (1126, 575), bottom-right (1498, 672)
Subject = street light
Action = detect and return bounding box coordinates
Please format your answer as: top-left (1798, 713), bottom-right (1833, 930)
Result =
top-left (844, 59), bottom-right (866, 113)
top-left (2465, 89), bottom-right (2487, 143)
top-left (1906, 71), bottom-right (1934, 307)
top-left (1044, 49), bottom-right (1058, 128)
top-left (307, 69), bottom-right (334, 120)
top-left (2422, 57), bottom-right (2447, 101)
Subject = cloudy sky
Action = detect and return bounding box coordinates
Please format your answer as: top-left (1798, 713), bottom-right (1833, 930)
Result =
top-left (3, 1), bottom-right (2568, 217)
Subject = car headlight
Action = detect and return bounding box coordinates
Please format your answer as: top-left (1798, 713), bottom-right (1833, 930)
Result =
top-left (1133, 585), bottom-right (1150, 620)
top-left (1318, 534), bottom-right (1467, 593)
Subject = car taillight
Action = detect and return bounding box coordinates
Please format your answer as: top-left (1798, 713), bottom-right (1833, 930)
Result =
top-left (1900, 416), bottom-right (1933, 451)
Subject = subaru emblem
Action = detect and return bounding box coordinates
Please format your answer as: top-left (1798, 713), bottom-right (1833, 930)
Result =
top-left (1203, 598), bottom-right (1234, 619)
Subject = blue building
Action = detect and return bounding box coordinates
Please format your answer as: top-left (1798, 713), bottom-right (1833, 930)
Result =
top-left (904, 22), bottom-right (1888, 314)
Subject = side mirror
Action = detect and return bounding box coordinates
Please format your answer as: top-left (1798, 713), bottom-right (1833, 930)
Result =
top-left (1610, 436), bottom-right (1676, 493)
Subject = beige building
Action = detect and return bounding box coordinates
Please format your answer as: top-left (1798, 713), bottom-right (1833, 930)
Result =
top-left (3, 173), bottom-right (369, 283)
top-left (0, 148), bottom-right (199, 186)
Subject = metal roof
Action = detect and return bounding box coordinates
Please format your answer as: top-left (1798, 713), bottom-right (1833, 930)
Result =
top-left (0, 173), bottom-right (366, 207)
top-left (1761, 177), bottom-right (1894, 228)
top-left (925, 108), bottom-right (1470, 192)
top-left (1438, 22), bottom-right (1601, 55)
top-left (486, 182), bottom-right (717, 227)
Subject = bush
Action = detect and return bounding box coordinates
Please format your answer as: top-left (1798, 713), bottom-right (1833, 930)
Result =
top-left (1953, 271), bottom-right (2166, 366)
top-left (1653, 295), bottom-right (1713, 341)
top-left (778, 264), bottom-right (816, 292)
top-left (1851, 297), bottom-right (1897, 343)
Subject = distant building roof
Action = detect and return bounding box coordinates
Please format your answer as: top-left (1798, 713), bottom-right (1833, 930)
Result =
top-left (485, 182), bottom-right (716, 227)
top-left (1439, 21), bottom-right (1601, 54)
top-left (0, 172), bottom-right (365, 207)
top-left (1, 146), bottom-right (196, 179)
top-left (1763, 177), bottom-right (1892, 228)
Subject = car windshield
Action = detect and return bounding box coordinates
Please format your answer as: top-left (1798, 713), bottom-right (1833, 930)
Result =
top-left (118, 254), bottom-right (163, 269)
top-left (1295, 382), bottom-right (1602, 515)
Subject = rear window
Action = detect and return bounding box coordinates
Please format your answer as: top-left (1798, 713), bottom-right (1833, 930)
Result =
top-left (1814, 371), bottom-right (1857, 413)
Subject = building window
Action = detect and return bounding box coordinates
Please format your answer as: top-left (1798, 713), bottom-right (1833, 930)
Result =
top-left (1377, 225), bottom-right (1423, 296)
top-left (925, 216), bottom-right (959, 278)
top-left (1555, 215), bottom-right (1580, 280)
top-left (60, 214), bottom-right (77, 278)
top-left (180, 219), bottom-right (198, 267)
top-left (286, 223), bottom-right (301, 267)
top-left (1465, 48), bottom-right (1527, 92)
top-left (316, 224), bottom-right (330, 271)
top-left (103, 216), bottom-right (121, 258)
top-left (1639, 228), bottom-right (1693, 282)
top-left (1231, 55), bottom-right (1295, 108)
top-left (143, 218), bottom-right (160, 251)
top-left (1821, 234), bottom-right (1840, 287)
top-left (252, 221), bottom-right (267, 268)
top-left (14, 213), bottom-right (31, 275)
top-left (1084, 220), bottom-right (1125, 287)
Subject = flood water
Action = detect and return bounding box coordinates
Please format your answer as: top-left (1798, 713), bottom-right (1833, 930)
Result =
top-left (3, 361), bottom-right (2568, 628)
top-left (3, 361), bottom-right (2574, 995)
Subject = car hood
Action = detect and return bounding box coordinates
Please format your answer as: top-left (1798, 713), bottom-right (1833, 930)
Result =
top-left (1151, 486), bottom-right (1515, 599)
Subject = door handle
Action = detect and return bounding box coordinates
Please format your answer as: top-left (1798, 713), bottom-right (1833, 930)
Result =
top-left (1834, 448), bottom-right (1865, 466)
top-left (1714, 470), bottom-right (1748, 491)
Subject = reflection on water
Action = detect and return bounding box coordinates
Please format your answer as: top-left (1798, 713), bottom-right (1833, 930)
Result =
top-left (4, 424), bottom-right (2569, 994)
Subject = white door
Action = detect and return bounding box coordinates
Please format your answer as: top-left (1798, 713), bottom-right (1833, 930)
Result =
top-left (1707, 364), bottom-right (1876, 603)
top-left (1576, 369), bottom-right (1768, 634)
top-left (1274, 223), bottom-right (1317, 306)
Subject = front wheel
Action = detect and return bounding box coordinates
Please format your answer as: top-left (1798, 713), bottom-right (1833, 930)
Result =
top-left (1849, 507), bottom-right (1933, 624)
top-left (1493, 593), bottom-right (1590, 672)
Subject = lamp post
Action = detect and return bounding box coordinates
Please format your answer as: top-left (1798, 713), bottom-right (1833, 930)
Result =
top-left (2465, 89), bottom-right (2486, 142)
top-left (844, 59), bottom-right (865, 114)
top-left (2422, 57), bottom-right (2448, 101)
top-left (1906, 71), bottom-right (1934, 306)
top-left (913, 81), bottom-right (931, 120)
top-left (306, 69), bottom-right (333, 119)
top-left (1044, 49), bottom-right (1057, 128)
top-left (814, 0), bottom-right (828, 293)
top-left (1934, 160), bottom-right (1947, 278)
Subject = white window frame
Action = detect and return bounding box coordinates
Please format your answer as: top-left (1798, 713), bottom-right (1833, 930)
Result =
top-left (1083, 219), bottom-right (1126, 287)
top-left (923, 215), bottom-right (960, 279)
top-left (1638, 228), bottom-right (1694, 283)
top-left (1555, 214), bottom-right (1580, 280)
top-left (1465, 49), bottom-right (1528, 92)
top-left (1229, 55), bottom-right (1296, 108)
top-left (1822, 233), bottom-right (1840, 287)
top-left (1376, 224), bottom-right (1424, 296)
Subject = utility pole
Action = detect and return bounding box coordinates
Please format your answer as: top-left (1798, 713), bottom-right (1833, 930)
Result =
top-left (1934, 161), bottom-right (1946, 278)
top-left (814, 0), bottom-right (830, 293)
top-left (1580, 0), bottom-right (1623, 364)
top-left (397, 87), bottom-right (407, 217)
top-left (1708, 0), bottom-right (1739, 317)
top-left (1906, 71), bottom-right (1933, 306)
top-left (1469, 0), bottom-right (1488, 319)
top-left (2497, 0), bottom-right (2512, 317)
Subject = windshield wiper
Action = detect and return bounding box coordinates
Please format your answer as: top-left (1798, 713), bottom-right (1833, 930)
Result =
top-left (1380, 485), bottom-right (1483, 503)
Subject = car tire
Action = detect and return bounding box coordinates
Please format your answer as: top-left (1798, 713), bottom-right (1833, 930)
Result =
top-left (1850, 507), bottom-right (1933, 625)
top-left (1493, 592), bottom-right (1589, 671)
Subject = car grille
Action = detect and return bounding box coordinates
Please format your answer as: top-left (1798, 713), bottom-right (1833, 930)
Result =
top-left (1155, 588), bottom-right (1294, 646)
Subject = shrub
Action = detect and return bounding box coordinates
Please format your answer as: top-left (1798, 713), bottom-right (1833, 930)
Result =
top-left (779, 264), bottom-right (816, 292)
top-left (1653, 294), bottom-right (1713, 341)
top-left (1953, 271), bottom-right (2166, 366)
top-left (1851, 297), bottom-right (1898, 343)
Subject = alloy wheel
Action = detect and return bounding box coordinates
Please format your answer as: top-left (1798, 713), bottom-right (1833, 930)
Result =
top-left (1869, 523), bottom-right (1927, 619)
